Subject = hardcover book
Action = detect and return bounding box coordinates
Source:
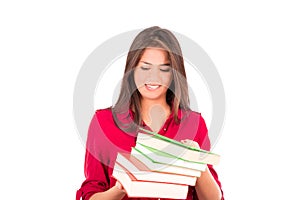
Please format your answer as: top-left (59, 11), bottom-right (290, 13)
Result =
top-left (112, 162), bottom-right (189, 199)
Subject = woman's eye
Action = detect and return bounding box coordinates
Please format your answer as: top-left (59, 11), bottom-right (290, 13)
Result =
top-left (141, 66), bottom-right (150, 70)
top-left (160, 68), bottom-right (171, 72)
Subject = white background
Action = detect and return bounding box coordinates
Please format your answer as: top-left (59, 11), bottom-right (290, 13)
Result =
top-left (1, 1), bottom-right (299, 199)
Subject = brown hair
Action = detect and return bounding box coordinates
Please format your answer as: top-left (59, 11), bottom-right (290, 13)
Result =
top-left (112, 26), bottom-right (190, 132)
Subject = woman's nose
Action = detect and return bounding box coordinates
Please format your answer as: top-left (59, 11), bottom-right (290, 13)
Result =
top-left (147, 67), bottom-right (161, 82)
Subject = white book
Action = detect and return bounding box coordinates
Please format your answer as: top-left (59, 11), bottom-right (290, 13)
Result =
top-left (112, 163), bottom-right (189, 199)
top-left (134, 143), bottom-right (207, 171)
top-left (136, 131), bottom-right (220, 165)
top-left (116, 153), bottom-right (197, 186)
top-left (131, 147), bottom-right (202, 177)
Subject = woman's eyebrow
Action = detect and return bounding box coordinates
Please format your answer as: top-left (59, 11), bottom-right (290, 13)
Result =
top-left (141, 61), bottom-right (170, 66)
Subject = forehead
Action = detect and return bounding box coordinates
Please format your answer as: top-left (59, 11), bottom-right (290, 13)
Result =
top-left (139, 48), bottom-right (169, 64)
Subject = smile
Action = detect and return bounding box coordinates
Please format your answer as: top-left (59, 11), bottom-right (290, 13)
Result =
top-left (145, 84), bottom-right (161, 91)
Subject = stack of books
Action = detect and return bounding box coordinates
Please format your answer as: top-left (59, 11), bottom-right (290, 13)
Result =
top-left (112, 128), bottom-right (220, 199)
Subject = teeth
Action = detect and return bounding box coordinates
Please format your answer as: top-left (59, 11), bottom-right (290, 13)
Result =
top-left (148, 85), bottom-right (159, 89)
top-left (146, 84), bottom-right (159, 90)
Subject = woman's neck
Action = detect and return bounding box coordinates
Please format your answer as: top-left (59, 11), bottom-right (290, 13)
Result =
top-left (140, 99), bottom-right (171, 132)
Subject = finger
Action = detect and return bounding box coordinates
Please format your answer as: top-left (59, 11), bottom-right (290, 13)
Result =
top-left (182, 139), bottom-right (200, 148)
top-left (115, 181), bottom-right (124, 191)
top-left (181, 139), bottom-right (189, 143)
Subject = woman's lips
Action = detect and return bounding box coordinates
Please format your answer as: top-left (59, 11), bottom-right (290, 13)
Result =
top-left (145, 84), bottom-right (161, 91)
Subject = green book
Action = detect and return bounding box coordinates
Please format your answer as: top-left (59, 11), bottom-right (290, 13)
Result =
top-left (133, 143), bottom-right (207, 171)
top-left (131, 147), bottom-right (203, 176)
top-left (137, 128), bottom-right (220, 165)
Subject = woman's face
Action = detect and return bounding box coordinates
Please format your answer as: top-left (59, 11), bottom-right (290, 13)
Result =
top-left (134, 48), bottom-right (173, 102)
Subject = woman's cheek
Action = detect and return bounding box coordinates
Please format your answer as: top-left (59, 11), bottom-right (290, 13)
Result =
top-left (134, 70), bottom-right (146, 89)
top-left (161, 73), bottom-right (172, 87)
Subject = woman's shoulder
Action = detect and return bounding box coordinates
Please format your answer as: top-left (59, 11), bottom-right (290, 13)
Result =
top-left (94, 107), bottom-right (114, 121)
top-left (180, 109), bottom-right (205, 121)
top-left (95, 107), bottom-right (112, 115)
top-left (189, 110), bottom-right (203, 117)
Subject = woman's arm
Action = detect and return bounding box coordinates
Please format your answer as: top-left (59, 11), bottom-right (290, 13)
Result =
top-left (181, 139), bottom-right (223, 200)
top-left (78, 112), bottom-right (127, 200)
top-left (194, 166), bottom-right (222, 200)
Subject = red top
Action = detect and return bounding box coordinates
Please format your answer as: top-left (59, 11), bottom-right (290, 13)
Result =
top-left (76, 108), bottom-right (224, 200)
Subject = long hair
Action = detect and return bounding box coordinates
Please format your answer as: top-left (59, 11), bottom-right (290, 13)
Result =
top-left (112, 26), bottom-right (190, 132)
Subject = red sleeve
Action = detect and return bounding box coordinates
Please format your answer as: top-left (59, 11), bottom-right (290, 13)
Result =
top-left (76, 113), bottom-right (110, 200)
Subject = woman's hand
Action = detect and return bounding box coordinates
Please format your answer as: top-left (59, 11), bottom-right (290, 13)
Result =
top-left (181, 139), bottom-right (222, 200)
top-left (89, 181), bottom-right (126, 200)
top-left (181, 139), bottom-right (201, 149)
top-left (114, 181), bottom-right (126, 193)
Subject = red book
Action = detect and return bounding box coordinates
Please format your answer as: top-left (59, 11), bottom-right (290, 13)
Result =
top-left (112, 162), bottom-right (189, 199)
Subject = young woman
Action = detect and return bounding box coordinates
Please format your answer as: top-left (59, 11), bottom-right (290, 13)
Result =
top-left (76, 26), bottom-right (224, 200)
